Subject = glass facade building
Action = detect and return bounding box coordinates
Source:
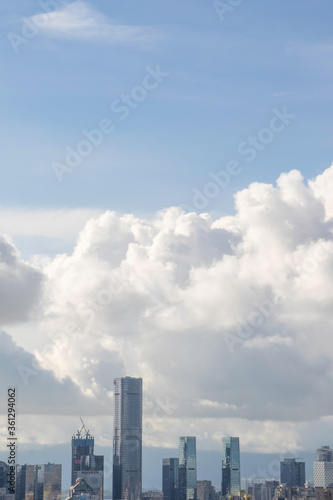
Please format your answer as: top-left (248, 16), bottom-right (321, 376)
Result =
top-left (179, 437), bottom-right (197, 500)
top-left (280, 458), bottom-right (305, 487)
top-left (71, 433), bottom-right (94, 486)
top-left (162, 458), bottom-right (179, 500)
top-left (221, 437), bottom-right (240, 497)
top-left (0, 462), bottom-right (10, 494)
top-left (71, 429), bottom-right (104, 500)
top-left (15, 465), bottom-right (35, 500)
top-left (113, 377), bottom-right (142, 500)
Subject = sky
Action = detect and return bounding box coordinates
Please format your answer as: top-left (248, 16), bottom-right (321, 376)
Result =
top-left (1, 0), bottom-right (333, 492)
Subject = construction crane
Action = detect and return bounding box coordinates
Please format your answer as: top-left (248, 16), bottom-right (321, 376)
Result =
top-left (76, 417), bottom-right (90, 438)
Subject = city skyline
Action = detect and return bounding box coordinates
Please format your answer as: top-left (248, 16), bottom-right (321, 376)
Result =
top-left (2, 427), bottom-right (333, 496)
top-left (2, 405), bottom-right (333, 497)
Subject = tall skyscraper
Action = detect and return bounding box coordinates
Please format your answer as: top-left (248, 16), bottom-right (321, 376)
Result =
top-left (15, 464), bottom-right (35, 500)
top-left (221, 437), bottom-right (240, 497)
top-left (280, 458), bottom-right (305, 487)
top-left (71, 422), bottom-right (104, 500)
top-left (314, 446), bottom-right (333, 488)
top-left (179, 437), bottom-right (197, 500)
top-left (113, 377), bottom-right (142, 500)
top-left (163, 458), bottom-right (179, 500)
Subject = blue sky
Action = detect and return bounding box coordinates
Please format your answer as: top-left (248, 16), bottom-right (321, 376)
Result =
top-left (1, 0), bottom-right (332, 215)
top-left (2, 1), bottom-right (333, 487)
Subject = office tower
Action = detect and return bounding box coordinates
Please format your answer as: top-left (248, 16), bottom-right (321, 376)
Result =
top-left (280, 458), bottom-right (305, 487)
top-left (15, 464), bottom-right (61, 500)
top-left (314, 447), bottom-right (333, 488)
top-left (163, 458), bottom-right (179, 500)
top-left (317, 448), bottom-right (333, 462)
top-left (113, 377), bottom-right (142, 500)
top-left (0, 462), bottom-right (9, 493)
top-left (15, 464), bottom-right (35, 500)
top-left (221, 437), bottom-right (240, 497)
top-left (179, 437), bottom-right (197, 500)
top-left (36, 464), bottom-right (62, 500)
top-left (71, 422), bottom-right (104, 500)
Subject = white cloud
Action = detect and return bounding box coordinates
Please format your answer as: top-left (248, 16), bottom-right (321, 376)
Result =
top-left (0, 331), bottom-right (108, 422)
top-left (0, 236), bottom-right (43, 325)
top-left (29, 1), bottom-right (161, 46)
top-left (2, 164), bottom-right (333, 453)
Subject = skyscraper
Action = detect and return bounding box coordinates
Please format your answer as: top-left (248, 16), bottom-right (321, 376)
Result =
top-left (0, 462), bottom-right (10, 494)
top-left (15, 464), bottom-right (35, 500)
top-left (71, 422), bottom-right (104, 500)
top-left (178, 437), bottom-right (197, 500)
top-left (280, 458), bottom-right (305, 487)
top-left (314, 446), bottom-right (333, 488)
top-left (163, 458), bottom-right (179, 500)
top-left (221, 437), bottom-right (240, 497)
top-left (113, 377), bottom-right (142, 500)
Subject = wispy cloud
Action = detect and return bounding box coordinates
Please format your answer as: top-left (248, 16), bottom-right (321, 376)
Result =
top-left (28, 1), bottom-right (161, 46)
top-left (286, 41), bottom-right (333, 78)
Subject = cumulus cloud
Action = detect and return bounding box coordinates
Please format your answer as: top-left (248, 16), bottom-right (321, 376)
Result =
top-left (29, 1), bottom-right (161, 46)
top-left (3, 164), bottom-right (333, 453)
top-left (0, 331), bottom-right (108, 420)
top-left (0, 235), bottom-right (43, 325)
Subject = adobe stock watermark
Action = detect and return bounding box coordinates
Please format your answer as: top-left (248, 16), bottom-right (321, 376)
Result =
top-left (7, 0), bottom-right (70, 54)
top-left (223, 293), bottom-right (285, 354)
top-left (294, 241), bottom-right (333, 280)
top-left (213, 0), bottom-right (244, 23)
top-left (183, 107), bottom-right (296, 213)
top-left (144, 396), bottom-right (177, 436)
top-left (52, 65), bottom-right (169, 182)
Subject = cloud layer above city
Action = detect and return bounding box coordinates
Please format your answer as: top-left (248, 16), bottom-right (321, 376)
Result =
top-left (1, 164), bottom-right (333, 454)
